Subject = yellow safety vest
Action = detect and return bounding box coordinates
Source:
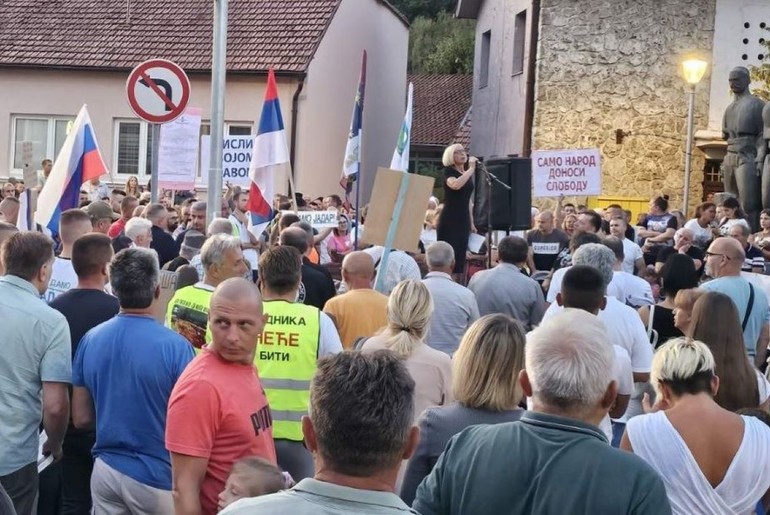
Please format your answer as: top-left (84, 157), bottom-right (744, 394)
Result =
top-left (254, 300), bottom-right (320, 441)
top-left (165, 283), bottom-right (214, 350)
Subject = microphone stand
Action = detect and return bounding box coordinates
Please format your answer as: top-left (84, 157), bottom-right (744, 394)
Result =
top-left (478, 161), bottom-right (511, 270)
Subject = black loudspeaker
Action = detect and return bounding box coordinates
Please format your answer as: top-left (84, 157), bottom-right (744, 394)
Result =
top-left (473, 157), bottom-right (532, 231)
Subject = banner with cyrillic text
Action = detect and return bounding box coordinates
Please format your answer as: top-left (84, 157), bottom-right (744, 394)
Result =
top-left (532, 148), bottom-right (601, 197)
top-left (281, 210), bottom-right (339, 228)
top-left (199, 135), bottom-right (253, 188)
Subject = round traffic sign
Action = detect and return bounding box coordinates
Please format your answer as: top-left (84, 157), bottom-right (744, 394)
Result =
top-left (126, 59), bottom-right (191, 124)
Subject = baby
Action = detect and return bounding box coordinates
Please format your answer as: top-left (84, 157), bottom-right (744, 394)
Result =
top-left (217, 457), bottom-right (289, 512)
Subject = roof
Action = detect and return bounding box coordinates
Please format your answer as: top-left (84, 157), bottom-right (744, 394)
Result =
top-left (453, 107), bottom-right (471, 147)
top-left (455, 0), bottom-right (483, 19)
top-left (409, 74), bottom-right (473, 146)
top-left (0, 0), bottom-right (346, 73)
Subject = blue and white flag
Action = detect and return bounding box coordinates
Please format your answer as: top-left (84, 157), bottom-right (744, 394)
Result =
top-left (389, 82), bottom-right (413, 172)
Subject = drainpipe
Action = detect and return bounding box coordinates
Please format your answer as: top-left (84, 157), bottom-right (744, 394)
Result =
top-left (522, 0), bottom-right (540, 157)
top-left (289, 75), bottom-right (306, 173)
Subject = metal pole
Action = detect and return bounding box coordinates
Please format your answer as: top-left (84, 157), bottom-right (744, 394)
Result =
top-left (354, 163), bottom-right (361, 249)
top-left (207, 0), bottom-right (228, 225)
top-left (150, 123), bottom-right (160, 203)
top-left (683, 84), bottom-right (696, 217)
top-left (374, 173), bottom-right (409, 293)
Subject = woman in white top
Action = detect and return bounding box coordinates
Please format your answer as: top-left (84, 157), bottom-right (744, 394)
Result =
top-left (683, 201), bottom-right (717, 249)
top-left (718, 196), bottom-right (751, 236)
top-left (622, 338), bottom-right (770, 515)
top-left (361, 279), bottom-right (452, 422)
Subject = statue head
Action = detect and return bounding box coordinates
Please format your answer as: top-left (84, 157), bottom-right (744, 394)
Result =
top-left (728, 67), bottom-right (750, 94)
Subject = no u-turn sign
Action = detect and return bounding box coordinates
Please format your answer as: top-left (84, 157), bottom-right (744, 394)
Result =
top-left (126, 59), bottom-right (191, 124)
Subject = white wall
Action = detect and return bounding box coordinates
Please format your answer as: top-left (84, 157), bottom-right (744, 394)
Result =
top-left (470, 0), bottom-right (532, 159)
top-left (707, 0), bottom-right (770, 131)
top-left (294, 0), bottom-right (409, 201)
top-left (0, 68), bottom-right (299, 186)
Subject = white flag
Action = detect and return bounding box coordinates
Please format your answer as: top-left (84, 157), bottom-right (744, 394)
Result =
top-left (389, 82), bottom-right (413, 172)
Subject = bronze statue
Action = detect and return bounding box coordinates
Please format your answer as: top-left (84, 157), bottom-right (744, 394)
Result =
top-left (722, 66), bottom-right (766, 223)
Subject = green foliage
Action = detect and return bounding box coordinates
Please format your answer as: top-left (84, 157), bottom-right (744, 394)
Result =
top-left (750, 29), bottom-right (770, 101)
top-left (389, 0), bottom-right (454, 21)
top-left (409, 12), bottom-right (475, 74)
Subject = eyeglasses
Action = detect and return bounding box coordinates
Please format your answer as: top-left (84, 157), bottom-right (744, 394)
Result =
top-left (705, 251), bottom-right (731, 260)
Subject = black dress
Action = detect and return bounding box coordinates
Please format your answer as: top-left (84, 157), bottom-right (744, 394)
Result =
top-left (436, 166), bottom-right (473, 274)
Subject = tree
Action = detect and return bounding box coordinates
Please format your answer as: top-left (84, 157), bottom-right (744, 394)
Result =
top-left (750, 30), bottom-right (770, 101)
top-left (409, 12), bottom-right (475, 74)
top-left (389, 0), bottom-right (454, 22)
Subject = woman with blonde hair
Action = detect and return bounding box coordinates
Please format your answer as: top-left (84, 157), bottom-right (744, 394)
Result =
top-left (361, 280), bottom-right (452, 423)
top-left (436, 143), bottom-right (476, 281)
top-left (125, 175), bottom-right (141, 197)
top-left (622, 338), bottom-right (770, 514)
top-left (562, 212), bottom-right (578, 237)
top-left (688, 291), bottom-right (768, 411)
top-left (399, 314), bottom-right (525, 504)
top-left (672, 288), bottom-right (705, 336)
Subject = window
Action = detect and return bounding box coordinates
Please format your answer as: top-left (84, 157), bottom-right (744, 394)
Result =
top-left (480, 30), bottom-right (491, 88)
top-left (512, 10), bottom-right (527, 75)
top-left (10, 115), bottom-right (74, 172)
top-left (114, 120), bottom-right (252, 179)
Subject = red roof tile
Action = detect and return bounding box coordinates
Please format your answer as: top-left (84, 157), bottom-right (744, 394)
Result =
top-left (408, 74), bottom-right (472, 146)
top-left (453, 107), bottom-right (471, 147)
top-left (0, 0), bottom-right (343, 73)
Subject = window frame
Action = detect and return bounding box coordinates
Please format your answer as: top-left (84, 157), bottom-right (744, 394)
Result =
top-left (9, 114), bottom-right (75, 176)
top-left (512, 10), bottom-right (527, 76)
top-left (480, 30), bottom-right (492, 88)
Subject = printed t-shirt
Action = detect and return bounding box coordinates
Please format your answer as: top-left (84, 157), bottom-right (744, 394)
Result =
top-left (526, 229), bottom-right (570, 272)
top-left (72, 314), bottom-right (194, 490)
top-left (323, 289), bottom-right (388, 349)
top-left (166, 282), bottom-right (214, 349)
top-left (641, 213), bottom-right (677, 234)
top-left (166, 349), bottom-right (276, 515)
top-left (45, 257), bottom-right (79, 302)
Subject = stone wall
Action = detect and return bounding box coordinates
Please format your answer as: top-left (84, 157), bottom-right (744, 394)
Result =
top-left (532, 0), bottom-right (716, 215)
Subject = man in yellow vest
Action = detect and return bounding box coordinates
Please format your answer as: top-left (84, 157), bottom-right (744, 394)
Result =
top-left (166, 234), bottom-right (249, 349)
top-left (255, 246), bottom-right (342, 481)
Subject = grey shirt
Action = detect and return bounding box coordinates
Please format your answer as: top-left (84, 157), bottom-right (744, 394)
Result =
top-left (221, 478), bottom-right (418, 514)
top-left (0, 275), bottom-right (72, 475)
top-left (467, 263), bottom-right (546, 330)
top-left (422, 272), bottom-right (480, 355)
top-left (413, 411), bottom-right (671, 515)
top-left (400, 404), bottom-right (523, 505)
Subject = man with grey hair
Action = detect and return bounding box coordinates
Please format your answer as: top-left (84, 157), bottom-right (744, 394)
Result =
top-left (222, 351), bottom-right (419, 514)
top-left (422, 241), bottom-right (479, 355)
top-left (166, 234), bottom-right (249, 349)
top-left (72, 248), bottom-right (194, 514)
top-left (655, 227), bottom-right (704, 275)
top-left (189, 217), bottom-right (235, 279)
top-left (468, 236), bottom-right (545, 330)
top-left (727, 222), bottom-right (765, 273)
top-left (125, 216), bottom-right (153, 248)
top-left (602, 236), bottom-right (654, 308)
top-left (413, 310), bottom-right (671, 515)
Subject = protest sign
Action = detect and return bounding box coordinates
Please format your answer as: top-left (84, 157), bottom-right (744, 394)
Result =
top-left (154, 270), bottom-right (177, 323)
top-left (362, 168), bottom-right (434, 254)
top-left (532, 148), bottom-right (601, 197)
top-left (281, 210), bottom-right (339, 228)
top-left (199, 135), bottom-right (253, 188)
top-left (157, 108), bottom-right (201, 190)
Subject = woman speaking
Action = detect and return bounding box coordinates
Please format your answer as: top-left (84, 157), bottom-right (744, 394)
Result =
top-left (436, 144), bottom-right (476, 281)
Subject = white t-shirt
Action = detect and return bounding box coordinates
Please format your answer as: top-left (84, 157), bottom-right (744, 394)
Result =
top-left (546, 266), bottom-right (623, 304)
top-left (611, 271), bottom-right (654, 307)
top-left (45, 257), bottom-right (78, 303)
top-left (621, 238), bottom-right (643, 274)
top-left (719, 217), bottom-right (750, 236)
top-left (600, 345), bottom-right (634, 441)
top-left (229, 214), bottom-right (259, 271)
top-left (318, 311), bottom-right (343, 357)
top-left (683, 219), bottom-right (714, 249)
top-left (319, 233), bottom-right (332, 265)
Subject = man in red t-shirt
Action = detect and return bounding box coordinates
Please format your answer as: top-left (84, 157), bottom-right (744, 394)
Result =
top-left (166, 278), bottom-right (276, 515)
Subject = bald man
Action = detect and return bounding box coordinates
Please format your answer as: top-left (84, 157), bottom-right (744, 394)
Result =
top-left (167, 278), bottom-right (277, 515)
top-left (323, 251), bottom-right (388, 349)
top-left (703, 237), bottom-right (770, 367)
top-left (0, 197), bottom-right (20, 226)
top-left (527, 210), bottom-right (570, 273)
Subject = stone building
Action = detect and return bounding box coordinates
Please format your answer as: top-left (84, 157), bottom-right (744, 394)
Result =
top-left (457, 0), bottom-right (770, 214)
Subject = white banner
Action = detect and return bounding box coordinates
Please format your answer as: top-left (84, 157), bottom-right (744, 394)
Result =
top-left (199, 135), bottom-right (253, 187)
top-left (281, 210), bottom-right (339, 228)
top-left (158, 108), bottom-right (201, 190)
top-left (532, 148), bottom-right (601, 197)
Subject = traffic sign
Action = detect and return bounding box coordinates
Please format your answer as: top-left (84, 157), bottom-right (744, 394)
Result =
top-left (126, 59), bottom-right (191, 124)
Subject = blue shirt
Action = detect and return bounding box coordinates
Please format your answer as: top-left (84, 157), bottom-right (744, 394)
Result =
top-left (0, 275), bottom-right (71, 475)
top-left (701, 276), bottom-right (770, 358)
top-left (72, 314), bottom-right (194, 489)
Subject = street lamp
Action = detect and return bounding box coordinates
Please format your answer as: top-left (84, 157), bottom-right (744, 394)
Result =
top-left (681, 58), bottom-right (708, 216)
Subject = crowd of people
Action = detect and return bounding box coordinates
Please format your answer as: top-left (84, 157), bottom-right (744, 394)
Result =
top-left (1, 149), bottom-right (770, 515)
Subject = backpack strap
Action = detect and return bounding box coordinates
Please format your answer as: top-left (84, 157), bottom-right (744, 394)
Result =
top-left (742, 283), bottom-right (755, 332)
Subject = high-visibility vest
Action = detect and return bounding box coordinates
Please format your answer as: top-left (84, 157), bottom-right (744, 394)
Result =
top-left (165, 283), bottom-right (214, 350)
top-left (254, 300), bottom-right (320, 441)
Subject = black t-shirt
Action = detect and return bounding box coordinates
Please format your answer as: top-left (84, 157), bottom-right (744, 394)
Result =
top-left (151, 225), bottom-right (181, 268)
top-left (527, 229), bottom-right (570, 272)
top-left (656, 246), bottom-right (705, 276)
top-left (298, 263), bottom-right (336, 310)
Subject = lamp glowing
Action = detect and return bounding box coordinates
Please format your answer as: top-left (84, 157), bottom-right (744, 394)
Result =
top-left (682, 59), bottom-right (708, 85)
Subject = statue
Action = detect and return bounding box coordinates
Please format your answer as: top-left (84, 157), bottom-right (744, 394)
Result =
top-left (764, 101), bottom-right (770, 200)
top-left (722, 66), bottom-right (766, 224)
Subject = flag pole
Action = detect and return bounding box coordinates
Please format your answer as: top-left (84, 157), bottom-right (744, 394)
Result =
top-left (354, 154), bottom-right (361, 249)
top-left (286, 163), bottom-right (299, 213)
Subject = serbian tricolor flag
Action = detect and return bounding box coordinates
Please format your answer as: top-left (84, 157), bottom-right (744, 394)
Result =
top-left (35, 105), bottom-right (107, 234)
top-left (247, 69), bottom-right (288, 235)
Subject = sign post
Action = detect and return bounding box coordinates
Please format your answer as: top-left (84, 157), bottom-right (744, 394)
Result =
top-left (126, 59), bottom-right (191, 202)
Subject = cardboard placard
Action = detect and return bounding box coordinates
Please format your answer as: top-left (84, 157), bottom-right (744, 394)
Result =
top-left (281, 210), bottom-right (339, 228)
top-left (154, 270), bottom-right (178, 323)
top-left (361, 168), bottom-right (434, 254)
